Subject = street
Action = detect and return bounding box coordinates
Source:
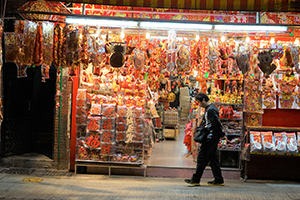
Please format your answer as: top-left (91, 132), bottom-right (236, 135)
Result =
top-left (0, 168), bottom-right (300, 200)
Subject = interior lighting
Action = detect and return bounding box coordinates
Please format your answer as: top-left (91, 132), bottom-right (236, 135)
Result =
top-left (214, 25), bottom-right (288, 32)
top-left (221, 35), bottom-right (226, 42)
top-left (270, 37), bottom-right (275, 44)
top-left (120, 28), bottom-right (125, 39)
top-left (146, 31), bottom-right (150, 39)
top-left (195, 34), bottom-right (200, 41)
top-left (140, 22), bottom-right (212, 30)
top-left (245, 36), bottom-right (250, 43)
top-left (65, 18), bottom-right (138, 28)
top-left (294, 38), bottom-right (299, 45)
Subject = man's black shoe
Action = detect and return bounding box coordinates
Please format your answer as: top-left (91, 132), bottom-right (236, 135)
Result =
top-left (207, 180), bottom-right (225, 186)
top-left (184, 179), bottom-right (200, 186)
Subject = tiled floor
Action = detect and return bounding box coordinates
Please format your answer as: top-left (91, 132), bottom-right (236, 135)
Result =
top-left (144, 128), bottom-right (196, 168)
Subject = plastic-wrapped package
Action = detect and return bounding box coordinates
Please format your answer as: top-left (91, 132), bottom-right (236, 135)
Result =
top-left (286, 132), bottom-right (298, 154)
top-left (23, 21), bottom-right (37, 65)
top-left (101, 130), bottom-right (115, 143)
top-left (42, 21), bottom-right (54, 66)
top-left (76, 107), bottom-right (88, 117)
top-left (250, 131), bottom-right (262, 152)
top-left (87, 116), bottom-right (101, 132)
top-left (297, 132), bottom-right (300, 151)
top-left (116, 117), bottom-right (126, 124)
top-left (76, 125), bottom-right (87, 137)
top-left (85, 133), bottom-right (101, 149)
top-left (102, 104), bottom-right (116, 118)
top-left (102, 117), bottom-right (116, 130)
top-left (4, 33), bottom-right (18, 63)
top-left (100, 143), bottom-right (115, 156)
top-left (135, 107), bottom-right (143, 117)
top-left (116, 123), bottom-right (126, 132)
top-left (76, 117), bottom-right (87, 125)
top-left (274, 132), bottom-right (287, 153)
top-left (77, 89), bottom-right (87, 100)
top-left (93, 94), bottom-right (108, 104)
top-left (90, 104), bottom-right (102, 116)
top-left (76, 146), bottom-right (90, 160)
top-left (261, 131), bottom-right (275, 153)
top-left (117, 106), bottom-right (127, 117)
top-left (116, 131), bottom-right (126, 142)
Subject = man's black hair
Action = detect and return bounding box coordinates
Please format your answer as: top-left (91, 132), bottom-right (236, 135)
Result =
top-left (195, 92), bottom-right (210, 102)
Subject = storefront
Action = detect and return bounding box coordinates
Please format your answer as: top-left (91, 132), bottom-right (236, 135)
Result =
top-left (1, 0), bottom-right (300, 179)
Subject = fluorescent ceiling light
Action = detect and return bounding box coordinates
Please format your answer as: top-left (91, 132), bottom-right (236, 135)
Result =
top-left (140, 22), bottom-right (212, 30)
top-left (214, 25), bottom-right (287, 32)
top-left (65, 18), bottom-right (138, 28)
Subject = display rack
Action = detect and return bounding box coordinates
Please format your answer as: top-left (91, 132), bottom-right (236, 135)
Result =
top-left (215, 102), bottom-right (244, 168)
top-left (153, 102), bottom-right (164, 141)
top-left (163, 109), bottom-right (179, 140)
top-left (243, 126), bottom-right (300, 180)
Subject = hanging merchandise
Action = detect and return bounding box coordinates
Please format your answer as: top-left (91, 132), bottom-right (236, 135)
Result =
top-left (110, 42), bottom-right (126, 68)
top-left (32, 24), bottom-right (43, 66)
top-left (291, 46), bottom-right (300, 74)
top-left (23, 20), bottom-right (38, 65)
top-left (257, 51), bottom-right (277, 77)
top-left (4, 33), bottom-right (18, 63)
top-left (208, 38), bottom-right (219, 74)
top-left (133, 49), bottom-right (145, 71)
top-left (176, 45), bottom-right (191, 74)
top-left (88, 33), bottom-right (105, 75)
top-left (80, 26), bottom-right (89, 70)
top-left (66, 28), bottom-right (79, 72)
top-left (262, 76), bottom-right (277, 109)
top-left (42, 21), bottom-right (54, 66)
top-left (53, 24), bottom-right (63, 68)
top-left (243, 74), bottom-right (263, 113)
top-left (278, 70), bottom-right (298, 109)
top-left (235, 42), bottom-right (250, 74)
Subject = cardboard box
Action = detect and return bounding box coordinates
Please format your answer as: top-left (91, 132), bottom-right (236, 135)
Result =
top-left (180, 96), bottom-right (191, 102)
top-left (164, 128), bottom-right (179, 138)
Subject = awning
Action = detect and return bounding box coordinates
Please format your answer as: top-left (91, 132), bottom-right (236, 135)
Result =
top-left (48, 0), bottom-right (300, 12)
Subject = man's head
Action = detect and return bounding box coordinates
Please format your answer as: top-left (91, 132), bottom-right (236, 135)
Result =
top-left (195, 93), bottom-right (210, 108)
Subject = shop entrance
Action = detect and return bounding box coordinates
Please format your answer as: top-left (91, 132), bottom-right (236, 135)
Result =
top-left (1, 63), bottom-right (56, 158)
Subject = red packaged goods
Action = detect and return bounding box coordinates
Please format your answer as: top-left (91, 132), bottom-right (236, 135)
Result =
top-left (286, 133), bottom-right (298, 154)
top-left (261, 131), bottom-right (275, 153)
top-left (87, 116), bottom-right (101, 132)
top-left (274, 132), bottom-right (287, 153)
top-left (250, 131), bottom-right (262, 152)
top-left (297, 132), bottom-right (300, 151)
top-left (90, 104), bottom-right (101, 116)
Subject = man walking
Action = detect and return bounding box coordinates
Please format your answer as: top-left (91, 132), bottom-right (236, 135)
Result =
top-left (184, 93), bottom-right (225, 186)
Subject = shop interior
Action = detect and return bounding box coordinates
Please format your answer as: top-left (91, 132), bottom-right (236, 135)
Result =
top-left (1, 2), bottom-right (300, 180)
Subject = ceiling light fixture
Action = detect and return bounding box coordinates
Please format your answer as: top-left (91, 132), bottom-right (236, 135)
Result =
top-left (65, 18), bottom-right (138, 28)
top-left (214, 25), bottom-right (288, 32)
top-left (140, 22), bottom-right (212, 30)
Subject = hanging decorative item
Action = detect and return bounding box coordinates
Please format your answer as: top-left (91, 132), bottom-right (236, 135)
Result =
top-left (42, 21), bottom-right (54, 66)
top-left (32, 23), bottom-right (43, 66)
top-left (262, 76), bottom-right (277, 109)
top-left (4, 33), bottom-right (19, 63)
top-left (176, 45), bottom-right (191, 74)
top-left (208, 38), bottom-right (219, 74)
top-left (291, 46), bottom-right (300, 74)
top-left (53, 24), bottom-right (62, 68)
top-left (66, 28), bottom-right (79, 75)
top-left (243, 75), bottom-right (263, 113)
top-left (133, 49), bottom-right (145, 71)
top-left (23, 20), bottom-right (37, 65)
top-left (80, 26), bottom-right (89, 70)
top-left (110, 43), bottom-right (126, 68)
top-left (278, 70), bottom-right (298, 109)
top-left (257, 51), bottom-right (277, 77)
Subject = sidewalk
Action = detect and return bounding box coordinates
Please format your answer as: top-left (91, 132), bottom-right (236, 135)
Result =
top-left (0, 168), bottom-right (300, 200)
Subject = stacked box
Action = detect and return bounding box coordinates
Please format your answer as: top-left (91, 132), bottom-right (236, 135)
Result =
top-left (164, 110), bottom-right (179, 125)
top-left (179, 87), bottom-right (190, 116)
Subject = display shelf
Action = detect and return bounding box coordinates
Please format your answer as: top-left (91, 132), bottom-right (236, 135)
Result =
top-left (218, 148), bottom-right (241, 152)
top-left (220, 118), bottom-right (242, 121)
top-left (215, 102), bottom-right (243, 106)
top-left (250, 152), bottom-right (300, 157)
